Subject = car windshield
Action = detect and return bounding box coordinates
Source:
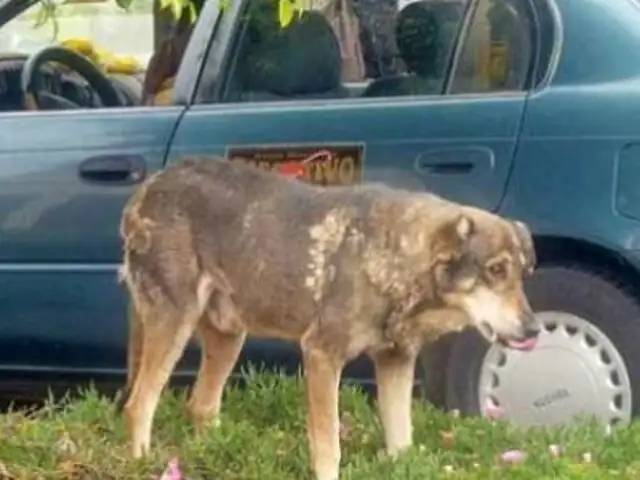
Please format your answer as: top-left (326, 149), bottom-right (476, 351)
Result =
top-left (0, 0), bottom-right (154, 67)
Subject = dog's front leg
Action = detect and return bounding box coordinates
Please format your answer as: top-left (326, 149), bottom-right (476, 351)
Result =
top-left (301, 342), bottom-right (343, 480)
top-left (371, 348), bottom-right (418, 456)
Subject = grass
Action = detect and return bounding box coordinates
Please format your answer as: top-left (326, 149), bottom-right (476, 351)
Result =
top-left (1, 370), bottom-right (639, 479)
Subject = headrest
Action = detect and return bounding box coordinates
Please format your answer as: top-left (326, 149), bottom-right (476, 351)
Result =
top-left (394, 1), bottom-right (440, 76)
top-left (240, 6), bottom-right (342, 96)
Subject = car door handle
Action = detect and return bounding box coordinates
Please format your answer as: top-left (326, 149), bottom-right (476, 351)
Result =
top-left (79, 154), bottom-right (146, 185)
top-left (417, 161), bottom-right (474, 175)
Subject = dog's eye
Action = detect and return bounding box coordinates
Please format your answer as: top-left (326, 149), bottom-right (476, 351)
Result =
top-left (487, 262), bottom-right (507, 280)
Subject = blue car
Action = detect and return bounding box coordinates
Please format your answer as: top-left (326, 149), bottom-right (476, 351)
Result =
top-left (0, 0), bottom-right (639, 431)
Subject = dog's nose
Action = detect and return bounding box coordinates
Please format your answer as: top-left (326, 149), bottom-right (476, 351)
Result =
top-left (524, 323), bottom-right (541, 339)
top-left (520, 313), bottom-right (541, 338)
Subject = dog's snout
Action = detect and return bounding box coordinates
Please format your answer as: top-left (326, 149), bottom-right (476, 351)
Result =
top-left (524, 323), bottom-right (541, 339)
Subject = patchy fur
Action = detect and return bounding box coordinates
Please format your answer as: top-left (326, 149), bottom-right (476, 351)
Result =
top-left (119, 157), bottom-right (539, 480)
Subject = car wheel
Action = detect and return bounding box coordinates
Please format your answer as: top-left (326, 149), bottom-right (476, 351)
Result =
top-left (444, 265), bottom-right (640, 428)
top-left (417, 332), bottom-right (458, 408)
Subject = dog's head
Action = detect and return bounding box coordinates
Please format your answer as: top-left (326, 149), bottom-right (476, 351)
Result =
top-left (431, 208), bottom-right (539, 351)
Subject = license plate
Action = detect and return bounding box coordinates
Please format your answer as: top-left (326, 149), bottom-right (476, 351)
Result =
top-left (226, 144), bottom-right (365, 186)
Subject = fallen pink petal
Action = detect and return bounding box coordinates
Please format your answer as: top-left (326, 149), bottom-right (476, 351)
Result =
top-left (159, 458), bottom-right (182, 480)
top-left (483, 399), bottom-right (505, 420)
top-left (501, 450), bottom-right (527, 465)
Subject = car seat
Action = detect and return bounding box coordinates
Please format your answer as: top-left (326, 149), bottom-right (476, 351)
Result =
top-left (351, 0), bottom-right (399, 79)
top-left (362, 0), bottom-right (459, 97)
top-left (225, 4), bottom-right (345, 102)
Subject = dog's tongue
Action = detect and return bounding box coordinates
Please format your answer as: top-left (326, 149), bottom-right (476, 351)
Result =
top-left (507, 336), bottom-right (538, 351)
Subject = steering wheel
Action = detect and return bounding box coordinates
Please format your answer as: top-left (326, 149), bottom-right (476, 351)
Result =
top-left (21, 45), bottom-right (124, 110)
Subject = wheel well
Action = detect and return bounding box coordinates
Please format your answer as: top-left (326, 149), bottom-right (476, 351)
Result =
top-left (534, 235), bottom-right (640, 299)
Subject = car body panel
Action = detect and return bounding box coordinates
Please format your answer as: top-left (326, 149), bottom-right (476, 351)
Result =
top-left (499, 0), bottom-right (640, 257)
top-left (0, 107), bottom-right (182, 373)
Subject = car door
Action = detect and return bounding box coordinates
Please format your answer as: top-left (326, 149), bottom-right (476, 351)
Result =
top-left (0, 106), bottom-right (183, 381)
top-left (169, 0), bottom-right (536, 208)
top-left (166, 0), bottom-right (537, 376)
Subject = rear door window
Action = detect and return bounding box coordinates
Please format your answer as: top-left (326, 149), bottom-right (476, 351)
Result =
top-left (449, 0), bottom-right (535, 93)
top-left (197, 0), bottom-right (470, 103)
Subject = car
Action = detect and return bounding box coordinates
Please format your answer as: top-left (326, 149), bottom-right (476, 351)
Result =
top-left (0, 0), bottom-right (639, 431)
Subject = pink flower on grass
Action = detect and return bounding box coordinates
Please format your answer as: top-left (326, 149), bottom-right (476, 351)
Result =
top-left (501, 450), bottom-right (527, 465)
top-left (483, 398), bottom-right (505, 420)
top-left (159, 458), bottom-right (182, 480)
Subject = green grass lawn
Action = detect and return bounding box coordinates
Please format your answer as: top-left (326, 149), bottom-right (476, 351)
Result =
top-left (1, 370), bottom-right (638, 479)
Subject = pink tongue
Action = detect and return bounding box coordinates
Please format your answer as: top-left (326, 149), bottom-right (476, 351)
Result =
top-left (507, 336), bottom-right (538, 351)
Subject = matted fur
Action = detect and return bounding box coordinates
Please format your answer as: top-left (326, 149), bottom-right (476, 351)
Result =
top-left (119, 157), bottom-right (538, 480)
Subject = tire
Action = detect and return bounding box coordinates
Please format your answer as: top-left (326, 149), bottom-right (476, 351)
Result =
top-left (444, 265), bottom-right (640, 427)
top-left (417, 332), bottom-right (458, 409)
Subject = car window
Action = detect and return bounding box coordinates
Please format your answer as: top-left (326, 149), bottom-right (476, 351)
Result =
top-left (198, 0), bottom-right (470, 104)
top-left (0, 0), bottom-right (206, 111)
top-left (449, 0), bottom-right (534, 94)
top-left (0, 0), bottom-right (154, 67)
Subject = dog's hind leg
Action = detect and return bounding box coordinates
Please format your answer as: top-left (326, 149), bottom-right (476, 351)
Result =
top-left (301, 327), bottom-right (344, 480)
top-left (187, 305), bottom-right (246, 430)
top-left (116, 300), bottom-right (144, 413)
top-left (371, 348), bottom-right (417, 456)
top-left (126, 300), bottom-right (144, 391)
top-left (124, 301), bottom-right (200, 458)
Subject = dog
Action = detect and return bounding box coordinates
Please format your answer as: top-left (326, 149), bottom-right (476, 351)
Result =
top-left (118, 156), bottom-right (540, 480)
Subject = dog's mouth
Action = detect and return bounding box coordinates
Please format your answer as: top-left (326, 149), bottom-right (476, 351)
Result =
top-left (505, 336), bottom-right (538, 351)
top-left (478, 322), bottom-right (539, 352)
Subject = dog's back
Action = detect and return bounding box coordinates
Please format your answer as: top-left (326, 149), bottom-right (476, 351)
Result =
top-left (122, 157), bottom-right (412, 339)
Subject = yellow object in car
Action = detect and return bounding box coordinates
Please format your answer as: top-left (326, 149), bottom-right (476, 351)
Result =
top-left (104, 54), bottom-right (142, 75)
top-left (61, 37), bottom-right (95, 57)
top-left (61, 38), bottom-right (143, 75)
top-left (151, 77), bottom-right (176, 106)
top-left (488, 40), bottom-right (509, 85)
top-left (478, 39), bottom-right (509, 88)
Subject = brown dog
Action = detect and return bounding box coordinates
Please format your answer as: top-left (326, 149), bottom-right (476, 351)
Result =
top-left (118, 157), bottom-right (539, 480)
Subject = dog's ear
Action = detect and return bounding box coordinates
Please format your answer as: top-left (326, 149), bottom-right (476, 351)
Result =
top-left (433, 213), bottom-right (475, 260)
top-left (511, 220), bottom-right (536, 274)
top-left (453, 214), bottom-right (474, 242)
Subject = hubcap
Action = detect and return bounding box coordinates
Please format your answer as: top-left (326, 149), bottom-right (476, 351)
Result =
top-left (478, 311), bottom-right (632, 428)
